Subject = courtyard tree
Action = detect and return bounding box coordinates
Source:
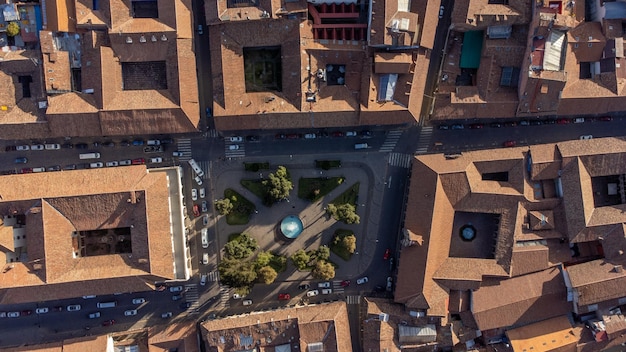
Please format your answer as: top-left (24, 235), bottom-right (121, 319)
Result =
top-left (256, 265), bottom-right (278, 284)
top-left (255, 250), bottom-right (273, 268)
top-left (312, 260), bottom-right (335, 280)
top-left (290, 249), bottom-right (310, 270)
top-left (314, 245), bottom-right (330, 261)
top-left (341, 234), bottom-right (357, 254)
top-left (326, 203), bottom-right (360, 224)
top-left (263, 166), bottom-right (293, 203)
top-left (218, 258), bottom-right (257, 288)
top-left (215, 198), bottom-right (234, 215)
top-left (224, 233), bottom-right (258, 259)
top-left (6, 22), bottom-right (20, 37)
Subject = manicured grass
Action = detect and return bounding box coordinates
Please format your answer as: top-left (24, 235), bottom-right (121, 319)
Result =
top-left (315, 160), bottom-right (341, 170)
top-left (240, 179), bottom-right (266, 200)
top-left (223, 188), bottom-right (255, 225)
top-left (298, 177), bottom-right (345, 202)
top-left (331, 182), bottom-right (359, 206)
top-left (330, 229), bottom-right (355, 261)
top-left (244, 162), bottom-right (270, 172)
top-left (269, 253), bottom-right (287, 273)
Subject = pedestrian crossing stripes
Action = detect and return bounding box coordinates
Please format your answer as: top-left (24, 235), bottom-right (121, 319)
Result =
top-left (346, 295), bottom-right (361, 305)
top-left (199, 161), bottom-right (210, 180)
top-left (184, 284), bottom-right (200, 312)
top-left (206, 271), bottom-right (219, 282)
top-left (206, 129), bottom-right (219, 138)
top-left (379, 130), bottom-right (403, 153)
top-left (225, 144), bottom-right (245, 158)
top-left (177, 138), bottom-right (192, 161)
top-left (332, 281), bottom-right (345, 294)
top-left (218, 287), bottom-right (230, 309)
top-left (415, 126), bottom-right (434, 154)
top-left (388, 153), bottom-right (412, 169)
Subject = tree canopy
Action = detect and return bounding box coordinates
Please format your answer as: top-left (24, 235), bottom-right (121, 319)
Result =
top-left (290, 249), bottom-right (310, 270)
top-left (312, 260), bottom-right (335, 280)
top-left (215, 198), bottom-right (234, 215)
top-left (262, 166), bottom-right (293, 203)
top-left (326, 203), bottom-right (360, 224)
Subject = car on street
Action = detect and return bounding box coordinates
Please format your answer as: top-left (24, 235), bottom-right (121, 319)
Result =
top-left (124, 309), bottom-right (138, 316)
top-left (103, 141), bottom-right (115, 147)
top-left (451, 124), bottom-right (464, 130)
top-left (438, 124), bottom-right (449, 130)
top-left (200, 274), bottom-right (207, 286)
top-left (233, 293), bottom-right (243, 299)
top-left (199, 188), bottom-right (205, 198)
top-left (120, 160), bottom-right (132, 166)
top-left (556, 118), bottom-right (570, 124)
top-left (193, 204), bottom-right (200, 217)
top-left (278, 293), bottom-right (291, 300)
top-left (16, 145), bottom-right (30, 151)
top-left (171, 294), bottom-right (183, 301)
top-left (599, 116), bottom-right (612, 121)
top-left (131, 158), bottom-right (145, 165)
top-left (14, 157), bottom-right (28, 164)
top-left (169, 286), bottom-right (184, 292)
top-left (318, 282), bottom-right (331, 288)
top-left (580, 135), bottom-right (593, 140)
top-left (180, 302), bottom-right (192, 310)
top-left (490, 122), bottom-right (502, 128)
top-left (229, 136), bottom-right (243, 142)
top-left (275, 133), bottom-right (287, 139)
top-left (306, 290), bottom-right (319, 297)
top-left (88, 312), bottom-right (101, 319)
top-left (31, 144), bottom-right (45, 151)
top-left (439, 5), bottom-right (444, 18)
top-left (243, 299), bottom-right (253, 306)
top-left (203, 215), bottom-right (209, 225)
top-left (304, 133), bottom-right (316, 139)
top-left (67, 304), bottom-right (81, 312)
top-left (286, 133), bottom-right (301, 139)
top-left (53, 306), bottom-right (63, 312)
top-left (574, 117), bottom-right (585, 123)
top-left (173, 151), bottom-right (184, 157)
top-left (8, 312), bottom-right (20, 318)
top-left (345, 131), bottom-right (357, 137)
top-left (132, 298), bottom-right (146, 304)
top-left (356, 277), bottom-right (369, 285)
top-left (331, 131), bottom-right (344, 137)
top-left (503, 140), bottom-right (516, 147)
top-left (468, 123), bottom-right (484, 129)
top-left (192, 189), bottom-right (198, 201)
top-left (519, 120), bottom-right (530, 126)
top-left (75, 143), bottom-right (89, 149)
top-left (48, 165), bottom-right (61, 171)
top-left (106, 161), bottom-right (119, 167)
top-left (20, 168), bottom-right (33, 174)
top-left (102, 319), bottom-right (116, 326)
top-left (132, 139), bottom-right (145, 146)
top-left (360, 130), bottom-right (372, 138)
top-left (201, 201), bottom-right (208, 213)
top-left (202, 252), bottom-right (209, 265)
top-left (530, 120), bottom-right (543, 125)
top-left (61, 143), bottom-right (74, 149)
top-left (90, 162), bottom-right (104, 168)
top-left (150, 157), bottom-right (163, 163)
top-left (321, 289), bottom-right (332, 294)
top-left (229, 144), bottom-right (240, 150)
top-left (160, 138), bottom-right (174, 144)
top-left (161, 312), bottom-right (173, 319)
top-left (246, 135), bottom-right (259, 142)
top-left (64, 164), bottom-right (77, 170)
top-left (383, 248), bottom-right (391, 260)
top-left (298, 284), bottom-right (311, 290)
top-left (386, 277), bottom-right (393, 291)
top-left (45, 143), bottom-right (60, 150)
top-left (21, 310), bottom-right (32, 316)
top-left (201, 228), bottom-right (209, 248)
top-left (340, 280), bottom-right (350, 287)
top-left (120, 140), bottom-right (131, 147)
top-left (5, 145), bottom-right (16, 151)
top-left (35, 308), bottom-right (49, 314)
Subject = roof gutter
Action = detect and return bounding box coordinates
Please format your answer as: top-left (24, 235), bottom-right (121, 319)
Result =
top-left (367, 0), bottom-right (373, 45)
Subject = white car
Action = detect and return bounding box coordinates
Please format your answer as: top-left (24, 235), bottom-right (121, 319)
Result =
top-left (199, 188), bottom-right (206, 198)
top-left (106, 161), bottom-right (119, 167)
top-left (44, 144), bottom-right (60, 150)
top-left (195, 176), bottom-right (203, 186)
top-left (229, 136), bottom-right (243, 142)
top-left (172, 151), bottom-right (184, 157)
top-left (169, 286), bottom-right (184, 292)
top-left (124, 309), bottom-right (138, 316)
top-left (31, 144), bottom-right (45, 151)
top-left (356, 277), bottom-right (368, 285)
top-left (35, 307), bottom-right (49, 314)
top-left (120, 160), bottom-right (132, 166)
top-left (67, 304), bottom-right (81, 312)
top-left (201, 228), bottom-right (209, 248)
top-left (132, 298), bottom-right (145, 304)
top-left (386, 276), bottom-right (393, 291)
top-left (150, 157), bottom-right (163, 163)
top-left (580, 135), bottom-right (593, 140)
top-left (202, 252), bottom-right (209, 265)
top-left (306, 290), bottom-right (319, 297)
top-left (88, 312), bottom-right (101, 319)
top-left (318, 282), bottom-right (331, 288)
top-left (304, 133), bottom-right (316, 139)
top-left (200, 274), bottom-right (207, 286)
top-left (439, 5), bottom-right (444, 18)
top-left (345, 131), bottom-right (357, 137)
top-left (233, 293), bottom-right (242, 299)
top-left (147, 140), bottom-right (161, 145)
top-left (16, 145), bottom-right (30, 151)
top-left (161, 312), bottom-right (173, 319)
top-left (90, 162), bottom-right (103, 168)
top-left (7, 312), bottom-right (20, 318)
top-left (321, 289), bottom-right (332, 295)
top-left (192, 189), bottom-right (198, 201)
top-left (243, 299), bottom-right (253, 306)
top-left (229, 144), bottom-right (240, 150)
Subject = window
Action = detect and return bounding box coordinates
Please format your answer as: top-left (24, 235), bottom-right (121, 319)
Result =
top-left (93, 0), bottom-right (99, 10)
top-left (18, 75), bottom-right (32, 98)
top-left (132, 0), bottom-right (158, 18)
top-left (481, 172), bottom-right (509, 181)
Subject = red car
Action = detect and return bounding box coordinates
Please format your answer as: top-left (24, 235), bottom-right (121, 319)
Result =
top-left (340, 280), bottom-right (351, 287)
top-left (383, 249), bottom-right (391, 260)
top-left (556, 118), bottom-right (570, 124)
top-left (21, 310), bottom-right (32, 316)
top-left (20, 168), bottom-right (33, 174)
top-left (468, 123), bottom-right (484, 129)
top-left (503, 140), bottom-right (516, 147)
top-left (331, 131), bottom-right (344, 137)
top-left (286, 133), bottom-right (300, 139)
top-left (102, 319), bottom-right (116, 326)
top-left (131, 158), bottom-right (145, 165)
top-left (599, 116), bottom-right (612, 121)
top-left (278, 293), bottom-right (291, 300)
top-left (193, 204), bottom-right (200, 217)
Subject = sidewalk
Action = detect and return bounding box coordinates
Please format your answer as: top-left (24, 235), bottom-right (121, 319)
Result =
top-left (207, 152), bottom-right (389, 282)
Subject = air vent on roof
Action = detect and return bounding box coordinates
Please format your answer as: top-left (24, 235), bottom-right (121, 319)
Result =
top-left (151, 35), bottom-right (157, 42)
top-left (139, 35), bottom-right (146, 43)
top-left (126, 36), bottom-right (132, 44)
top-left (161, 35), bottom-right (167, 41)
top-left (614, 265), bottom-right (623, 273)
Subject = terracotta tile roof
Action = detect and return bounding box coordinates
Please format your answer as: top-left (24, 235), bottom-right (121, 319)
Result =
top-left (200, 301), bottom-right (352, 352)
top-left (3, 335), bottom-right (109, 351)
top-left (450, 0), bottom-right (531, 32)
top-left (505, 316), bottom-right (581, 352)
top-left (148, 320), bottom-right (199, 352)
top-left (0, 50), bottom-right (47, 124)
top-left (0, 166), bottom-right (176, 304)
top-left (369, 0), bottom-right (419, 47)
top-left (567, 259), bottom-right (626, 307)
top-left (471, 267), bottom-right (570, 331)
top-left (568, 22), bottom-right (606, 63)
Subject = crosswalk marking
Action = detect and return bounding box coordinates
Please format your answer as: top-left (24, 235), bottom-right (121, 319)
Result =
top-left (218, 286), bottom-right (230, 309)
top-left (184, 284), bottom-right (200, 313)
top-left (346, 295), bottom-right (361, 305)
top-left (177, 138), bottom-right (192, 161)
top-left (225, 143), bottom-right (245, 158)
top-left (388, 153), bottom-right (412, 168)
top-left (206, 129), bottom-right (219, 138)
top-left (415, 126), bottom-right (433, 154)
top-left (379, 130), bottom-right (403, 153)
top-left (332, 281), bottom-right (345, 294)
top-left (206, 271), bottom-right (219, 282)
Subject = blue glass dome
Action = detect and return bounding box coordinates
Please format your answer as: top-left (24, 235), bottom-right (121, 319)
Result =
top-left (280, 215), bottom-right (304, 239)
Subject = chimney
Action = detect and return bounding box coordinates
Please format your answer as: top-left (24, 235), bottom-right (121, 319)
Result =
top-left (614, 265), bottom-right (623, 273)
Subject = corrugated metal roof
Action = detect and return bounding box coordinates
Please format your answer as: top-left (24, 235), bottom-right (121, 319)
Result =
top-left (543, 30), bottom-right (565, 71)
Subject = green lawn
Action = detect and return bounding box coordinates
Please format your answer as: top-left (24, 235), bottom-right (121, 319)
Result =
top-left (331, 182), bottom-right (360, 206)
top-left (240, 179), bottom-right (266, 200)
top-left (330, 229), bottom-right (355, 261)
top-left (223, 188), bottom-right (256, 225)
top-left (298, 177), bottom-right (345, 202)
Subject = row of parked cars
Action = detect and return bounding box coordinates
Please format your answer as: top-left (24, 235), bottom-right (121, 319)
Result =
top-left (5, 138), bottom-right (175, 152)
top-left (439, 116), bottom-right (612, 130)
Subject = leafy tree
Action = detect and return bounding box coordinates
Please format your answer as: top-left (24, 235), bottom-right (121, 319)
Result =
top-left (263, 166), bottom-right (293, 202)
top-left (255, 251), bottom-right (273, 268)
top-left (257, 265), bottom-right (278, 284)
top-left (6, 22), bottom-right (20, 37)
top-left (215, 198), bottom-right (234, 215)
top-left (312, 260), bottom-right (335, 280)
top-left (341, 234), bottom-right (357, 254)
top-left (223, 233), bottom-right (258, 259)
top-left (291, 249), bottom-right (311, 270)
top-left (327, 203), bottom-right (360, 224)
top-left (218, 258), bottom-right (257, 287)
top-left (238, 233), bottom-right (258, 251)
top-left (315, 245), bottom-right (330, 261)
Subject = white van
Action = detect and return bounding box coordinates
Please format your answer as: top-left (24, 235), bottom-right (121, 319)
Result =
top-left (96, 301), bottom-right (117, 308)
top-left (354, 143), bottom-right (369, 150)
top-left (32, 167), bottom-right (46, 173)
top-left (201, 229), bottom-right (209, 248)
top-left (202, 253), bottom-right (209, 265)
top-left (44, 144), bottom-right (60, 150)
top-left (147, 140), bottom-right (161, 145)
top-left (187, 159), bottom-right (204, 177)
top-left (79, 153), bottom-right (101, 160)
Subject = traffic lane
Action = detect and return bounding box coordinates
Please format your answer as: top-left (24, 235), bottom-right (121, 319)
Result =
top-left (244, 136), bottom-right (382, 156)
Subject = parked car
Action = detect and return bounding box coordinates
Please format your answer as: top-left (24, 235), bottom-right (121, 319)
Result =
top-left (132, 139), bottom-right (145, 146)
top-left (169, 286), bottom-right (184, 292)
top-left (5, 145), bottom-right (16, 151)
top-left (132, 298), bottom-right (146, 304)
top-left (202, 253), bottom-right (209, 265)
top-left (599, 116), bottom-right (612, 121)
top-left (229, 136), bottom-right (243, 142)
top-left (124, 309), bottom-right (138, 316)
top-left (321, 288), bottom-right (332, 295)
top-left (439, 5), bottom-right (444, 18)
top-left (340, 280), bottom-right (351, 287)
top-left (106, 161), bottom-right (119, 167)
top-left (102, 319), bottom-right (115, 326)
top-left (450, 124), bottom-right (464, 130)
top-left (150, 157), bottom-right (163, 163)
top-left (103, 141), bottom-right (115, 147)
top-left (246, 135), bottom-right (259, 142)
top-left (580, 135), bottom-right (593, 140)
top-left (88, 312), bottom-right (101, 319)
top-left (304, 133), bottom-right (317, 139)
top-left (131, 158), bottom-right (145, 165)
top-left (229, 144), bottom-right (240, 150)
top-left (298, 284), bottom-right (311, 290)
top-left (193, 204), bottom-right (200, 217)
top-left (172, 151), bottom-right (184, 157)
top-left (556, 118), bottom-right (570, 124)
top-left (31, 144), bottom-right (45, 151)
top-left (201, 228), bottom-right (209, 248)
top-left (242, 299), bottom-right (253, 306)
top-left (7, 312), bottom-right (20, 318)
top-left (196, 24), bottom-right (203, 34)
top-left (468, 123), bottom-right (484, 129)
top-left (278, 293), bottom-right (291, 300)
top-left (386, 277), bottom-right (393, 291)
top-left (14, 157), bottom-right (28, 164)
top-left (199, 188), bottom-right (206, 198)
top-left (275, 133), bottom-right (287, 139)
top-left (161, 312), bottom-right (173, 319)
top-left (90, 162), bottom-right (103, 168)
top-left (171, 294), bottom-right (183, 301)
top-left (203, 215), bottom-right (209, 225)
top-left (62, 143), bottom-right (74, 149)
top-left (318, 282), bottom-right (331, 288)
top-left (64, 164), bottom-right (77, 170)
top-left (574, 117), bottom-right (585, 123)
top-left (44, 143), bottom-right (60, 150)
top-left (21, 310), bottom-right (32, 316)
top-left (233, 293), bottom-right (243, 299)
top-left (519, 120), bottom-right (530, 126)
top-left (383, 248), bottom-right (391, 260)
top-left (345, 131), bottom-right (357, 137)
top-left (160, 138), bottom-right (174, 144)
top-left (195, 175), bottom-right (203, 186)
top-left (503, 140), bottom-right (516, 147)
top-left (200, 274), bottom-right (207, 286)
top-left (67, 304), bottom-right (81, 312)
top-left (120, 140), bottom-right (131, 147)
top-left (356, 277), bottom-right (369, 285)
top-left (306, 290), bottom-right (319, 297)
top-left (331, 131), bottom-right (344, 137)
top-left (530, 120), bottom-right (543, 125)
top-left (438, 124), bottom-right (449, 130)
top-left (16, 145), bottom-right (30, 151)
top-left (147, 140), bottom-right (160, 146)
top-left (47, 165), bottom-right (61, 172)
top-left (201, 201), bottom-right (208, 213)
top-left (35, 307), bottom-right (49, 314)
top-left (120, 160), bottom-right (132, 166)
top-left (75, 143), bottom-right (89, 149)
top-left (286, 133), bottom-right (301, 139)
top-left (489, 122), bottom-right (502, 128)
top-left (360, 130), bottom-right (372, 138)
